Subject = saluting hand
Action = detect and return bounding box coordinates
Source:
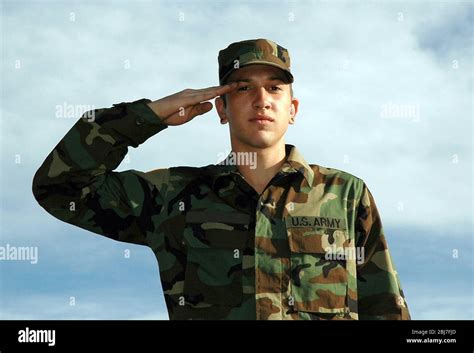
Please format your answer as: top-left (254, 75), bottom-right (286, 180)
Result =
top-left (147, 82), bottom-right (244, 126)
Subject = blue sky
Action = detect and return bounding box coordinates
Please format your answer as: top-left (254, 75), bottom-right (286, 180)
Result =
top-left (1, 0), bottom-right (472, 320)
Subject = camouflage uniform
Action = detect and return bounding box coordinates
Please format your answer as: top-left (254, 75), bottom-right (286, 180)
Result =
top-left (32, 39), bottom-right (410, 320)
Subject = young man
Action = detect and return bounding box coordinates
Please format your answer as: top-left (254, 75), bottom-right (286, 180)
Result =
top-left (32, 38), bottom-right (410, 320)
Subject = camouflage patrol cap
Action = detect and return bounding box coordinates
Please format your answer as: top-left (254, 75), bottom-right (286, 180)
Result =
top-left (218, 38), bottom-right (294, 85)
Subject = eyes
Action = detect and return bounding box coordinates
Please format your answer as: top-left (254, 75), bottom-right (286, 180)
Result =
top-left (237, 85), bottom-right (283, 92)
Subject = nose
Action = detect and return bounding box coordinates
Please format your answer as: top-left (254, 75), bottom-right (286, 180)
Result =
top-left (252, 87), bottom-right (271, 111)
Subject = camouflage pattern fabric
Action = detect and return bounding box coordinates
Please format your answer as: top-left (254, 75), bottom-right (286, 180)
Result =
top-left (218, 38), bottom-right (293, 85)
top-left (32, 99), bottom-right (411, 320)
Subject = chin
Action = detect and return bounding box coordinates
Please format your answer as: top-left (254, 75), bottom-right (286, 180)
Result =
top-left (232, 129), bottom-right (281, 149)
top-left (245, 137), bottom-right (276, 149)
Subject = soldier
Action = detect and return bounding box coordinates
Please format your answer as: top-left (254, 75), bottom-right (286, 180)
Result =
top-left (32, 38), bottom-right (411, 320)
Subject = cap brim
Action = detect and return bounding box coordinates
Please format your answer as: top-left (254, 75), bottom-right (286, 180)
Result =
top-left (220, 61), bottom-right (294, 85)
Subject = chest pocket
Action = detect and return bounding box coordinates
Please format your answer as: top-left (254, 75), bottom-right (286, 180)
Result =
top-left (183, 210), bottom-right (250, 307)
top-left (285, 216), bottom-right (351, 315)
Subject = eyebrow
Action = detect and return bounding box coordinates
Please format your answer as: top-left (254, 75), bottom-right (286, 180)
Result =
top-left (228, 76), bottom-right (287, 84)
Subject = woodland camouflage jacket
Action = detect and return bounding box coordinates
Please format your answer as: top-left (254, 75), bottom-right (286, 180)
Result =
top-left (32, 98), bottom-right (411, 320)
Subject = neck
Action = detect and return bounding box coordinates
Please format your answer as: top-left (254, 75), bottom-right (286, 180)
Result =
top-left (230, 139), bottom-right (287, 195)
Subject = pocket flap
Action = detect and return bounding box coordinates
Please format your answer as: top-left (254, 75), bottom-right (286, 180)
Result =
top-left (185, 211), bottom-right (250, 249)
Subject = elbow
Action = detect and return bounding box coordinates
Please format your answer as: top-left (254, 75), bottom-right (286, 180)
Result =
top-left (32, 167), bottom-right (46, 205)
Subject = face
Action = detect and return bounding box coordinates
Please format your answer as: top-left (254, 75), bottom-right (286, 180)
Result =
top-left (216, 64), bottom-right (299, 150)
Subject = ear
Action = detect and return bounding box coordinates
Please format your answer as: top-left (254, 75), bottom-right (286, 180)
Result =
top-left (289, 97), bottom-right (299, 125)
top-left (215, 96), bottom-right (228, 124)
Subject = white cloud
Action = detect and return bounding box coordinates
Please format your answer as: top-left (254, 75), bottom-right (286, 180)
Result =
top-left (3, 1), bottom-right (471, 228)
top-left (1, 0), bottom-right (472, 321)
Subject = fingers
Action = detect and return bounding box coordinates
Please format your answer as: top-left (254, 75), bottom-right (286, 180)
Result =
top-left (188, 101), bottom-right (213, 119)
top-left (183, 82), bottom-right (245, 105)
top-left (165, 101), bottom-right (213, 125)
top-left (158, 82), bottom-right (244, 122)
top-left (191, 82), bottom-right (238, 95)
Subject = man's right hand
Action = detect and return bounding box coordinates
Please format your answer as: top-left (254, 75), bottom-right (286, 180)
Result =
top-left (146, 82), bottom-right (243, 126)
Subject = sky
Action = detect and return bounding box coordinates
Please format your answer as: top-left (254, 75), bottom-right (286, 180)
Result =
top-left (1, 0), bottom-right (472, 320)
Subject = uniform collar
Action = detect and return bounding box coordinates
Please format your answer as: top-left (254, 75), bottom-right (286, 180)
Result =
top-left (282, 144), bottom-right (314, 186)
top-left (208, 144), bottom-right (314, 187)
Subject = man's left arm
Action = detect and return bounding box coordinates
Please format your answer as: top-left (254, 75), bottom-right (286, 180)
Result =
top-left (355, 183), bottom-right (411, 320)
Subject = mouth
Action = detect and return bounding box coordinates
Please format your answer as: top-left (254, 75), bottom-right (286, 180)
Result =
top-left (248, 115), bottom-right (274, 123)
